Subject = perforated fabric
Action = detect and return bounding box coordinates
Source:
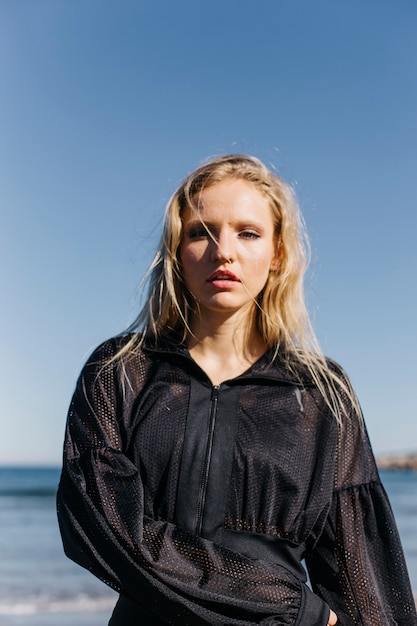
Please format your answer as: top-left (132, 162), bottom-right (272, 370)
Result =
top-left (57, 335), bottom-right (417, 625)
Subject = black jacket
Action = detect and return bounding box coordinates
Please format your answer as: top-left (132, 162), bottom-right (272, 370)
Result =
top-left (57, 335), bottom-right (417, 625)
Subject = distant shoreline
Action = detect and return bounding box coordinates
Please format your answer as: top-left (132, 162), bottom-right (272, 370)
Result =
top-left (377, 453), bottom-right (417, 472)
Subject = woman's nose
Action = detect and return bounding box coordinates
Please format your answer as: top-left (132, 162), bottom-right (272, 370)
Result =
top-left (210, 231), bottom-right (234, 263)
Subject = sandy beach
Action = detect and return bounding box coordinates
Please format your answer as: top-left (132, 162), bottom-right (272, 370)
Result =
top-left (377, 452), bottom-right (417, 471)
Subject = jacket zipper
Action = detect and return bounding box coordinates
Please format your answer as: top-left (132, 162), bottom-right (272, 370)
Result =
top-left (195, 385), bottom-right (220, 536)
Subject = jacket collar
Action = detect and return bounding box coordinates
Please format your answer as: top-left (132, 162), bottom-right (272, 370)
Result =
top-left (141, 332), bottom-right (314, 387)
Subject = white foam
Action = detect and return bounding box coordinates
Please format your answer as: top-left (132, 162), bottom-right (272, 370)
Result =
top-left (0, 594), bottom-right (116, 615)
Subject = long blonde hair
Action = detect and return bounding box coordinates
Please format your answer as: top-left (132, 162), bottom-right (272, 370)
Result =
top-left (119, 154), bottom-right (359, 423)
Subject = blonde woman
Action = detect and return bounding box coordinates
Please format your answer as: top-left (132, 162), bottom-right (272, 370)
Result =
top-left (57, 155), bottom-right (416, 625)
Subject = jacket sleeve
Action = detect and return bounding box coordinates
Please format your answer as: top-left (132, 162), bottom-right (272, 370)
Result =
top-left (57, 341), bottom-right (331, 626)
top-left (305, 399), bottom-right (417, 626)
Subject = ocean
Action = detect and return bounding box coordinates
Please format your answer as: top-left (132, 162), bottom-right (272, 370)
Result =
top-left (0, 467), bottom-right (416, 625)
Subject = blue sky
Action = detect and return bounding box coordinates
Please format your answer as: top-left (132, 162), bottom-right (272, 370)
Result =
top-left (1, 0), bottom-right (416, 465)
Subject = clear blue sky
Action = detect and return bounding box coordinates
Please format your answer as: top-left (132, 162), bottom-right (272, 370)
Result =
top-left (1, 0), bottom-right (416, 465)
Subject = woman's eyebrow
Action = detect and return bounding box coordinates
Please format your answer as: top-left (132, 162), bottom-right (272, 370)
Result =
top-left (185, 217), bottom-right (264, 229)
top-left (184, 218), bottom-right (215, 230)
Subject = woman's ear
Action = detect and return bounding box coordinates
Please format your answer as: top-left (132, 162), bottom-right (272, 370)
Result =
top-left (270, 257), bottom-right (280, 272)
top-left (270, 242), bottom-right (282, 272)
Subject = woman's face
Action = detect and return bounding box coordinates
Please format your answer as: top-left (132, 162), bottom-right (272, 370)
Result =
top-left (179, 178), bottom-right (279, 322)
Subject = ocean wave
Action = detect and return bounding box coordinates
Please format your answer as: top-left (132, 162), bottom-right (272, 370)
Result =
top-left (0, 468), bottom-right (60, 499)
top-left (0, 594), bottom-right (116, 616)
top-left (0, 487), bottom-right (57, 497)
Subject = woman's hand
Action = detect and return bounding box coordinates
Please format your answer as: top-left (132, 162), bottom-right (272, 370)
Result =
top-left (328, 609), bottom-right (338, 625)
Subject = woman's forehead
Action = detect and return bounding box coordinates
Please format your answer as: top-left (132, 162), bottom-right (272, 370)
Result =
top-left (182, 179), bottom-right (274, 223)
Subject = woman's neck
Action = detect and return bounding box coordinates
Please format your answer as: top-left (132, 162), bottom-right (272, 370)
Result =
top-left (186, 311), bottom-right (267, 385)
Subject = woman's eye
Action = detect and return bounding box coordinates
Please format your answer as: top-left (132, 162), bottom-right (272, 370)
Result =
top-left (188, 227), bottom-right (210, 239)
top-left (239, 231), bottom-right (260, 239)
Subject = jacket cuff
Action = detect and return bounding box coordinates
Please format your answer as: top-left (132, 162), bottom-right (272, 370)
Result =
top-left (295, 584), bottom-right (330, 626)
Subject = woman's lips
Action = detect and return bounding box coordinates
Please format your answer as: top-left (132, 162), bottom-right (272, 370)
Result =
top-left (207, 269), bottom-right (240, 287)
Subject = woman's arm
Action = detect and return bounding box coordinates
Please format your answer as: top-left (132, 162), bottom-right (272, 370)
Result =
top-left (306, 405), bottom-right (417, 625)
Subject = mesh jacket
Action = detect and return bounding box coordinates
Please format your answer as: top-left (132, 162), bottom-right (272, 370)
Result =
top-left (57, 334), bottom-right (417, 625)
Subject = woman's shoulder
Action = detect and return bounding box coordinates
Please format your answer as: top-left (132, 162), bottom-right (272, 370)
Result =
top-left (81, 333), bottom-right (147, 375)
top-left (324, 355), bottom-right (350, 379)
top-left (272, 348), bottom-right (352, 388)
top-left (83, 329), bottom-right (191, 375)
top-left (86, 332), bottom-right (138, 359)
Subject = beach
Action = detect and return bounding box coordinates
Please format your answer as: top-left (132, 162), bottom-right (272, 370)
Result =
top-left (0, 466), bottom-right (415, 625)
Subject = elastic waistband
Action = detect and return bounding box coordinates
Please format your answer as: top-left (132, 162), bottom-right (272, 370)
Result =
top-left (218, 527), bottom-right (307, 581)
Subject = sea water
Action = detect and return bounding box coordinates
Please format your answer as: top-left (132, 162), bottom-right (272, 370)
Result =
top-left (0, 467), bottom-right (416, 625)
top-left (0, 467), bottom-right (116, 625)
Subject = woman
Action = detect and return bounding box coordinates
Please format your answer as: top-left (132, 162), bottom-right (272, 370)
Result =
top-left (57, 155), bottom-right (416, 625)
